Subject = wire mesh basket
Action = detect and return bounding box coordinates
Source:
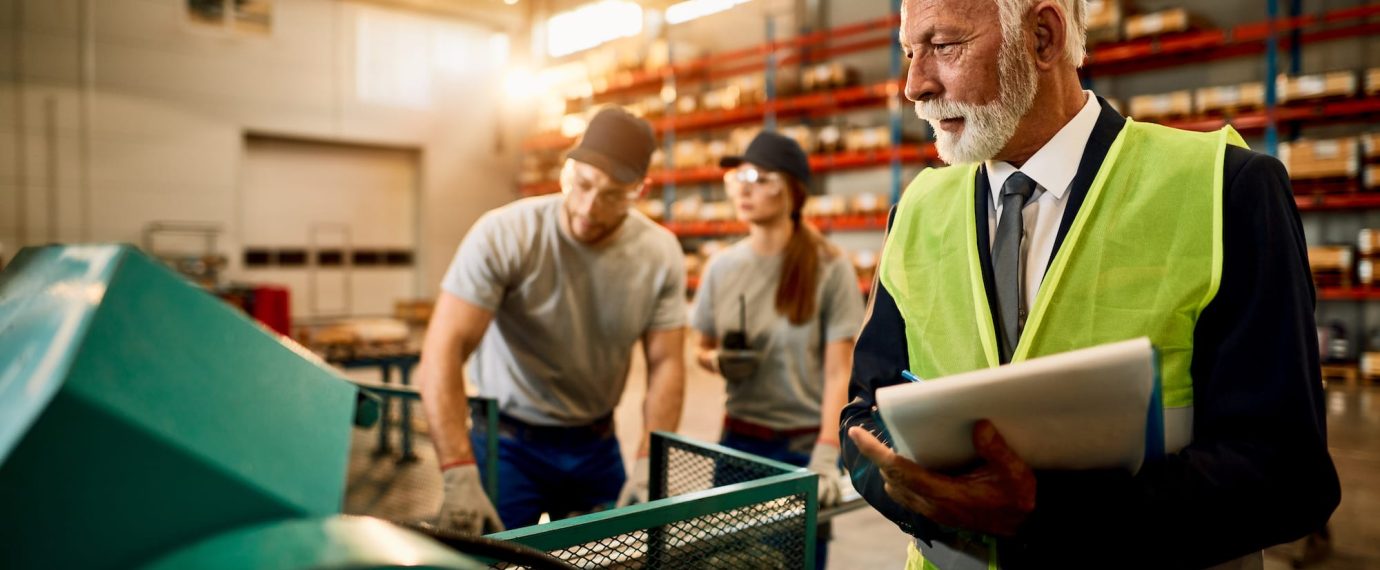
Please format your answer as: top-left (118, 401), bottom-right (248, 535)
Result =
top-left (485, 431), bottom-right (818, 569)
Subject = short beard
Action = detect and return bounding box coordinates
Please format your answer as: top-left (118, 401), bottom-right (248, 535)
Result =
top-left (914, 34), bottom-right (1039, 165)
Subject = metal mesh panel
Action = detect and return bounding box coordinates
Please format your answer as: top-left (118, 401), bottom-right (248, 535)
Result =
top-left (521, 495), bottom-right (808, 569)
top-left (656, 433), bottom-right (790, 499)
top-left (491, 435), bottom-right (811, 569)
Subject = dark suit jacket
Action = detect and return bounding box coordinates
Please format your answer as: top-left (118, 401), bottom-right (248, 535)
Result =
top-left (840, 97), bottom-right (1341, 568)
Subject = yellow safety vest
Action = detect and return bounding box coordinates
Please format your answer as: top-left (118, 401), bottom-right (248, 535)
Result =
top-left (881, 119), bottom-right (1247, 570)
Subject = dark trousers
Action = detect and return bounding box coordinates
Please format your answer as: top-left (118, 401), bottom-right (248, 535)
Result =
top-left (471, 414), bottom-right (627, 530)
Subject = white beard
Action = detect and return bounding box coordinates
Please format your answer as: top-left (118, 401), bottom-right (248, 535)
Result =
top-left (914, 37), bottom-right (1039, 165)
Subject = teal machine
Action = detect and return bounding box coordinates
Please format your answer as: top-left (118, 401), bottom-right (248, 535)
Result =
top-left (0, 244), bottom-right (818, 569)
top-left (0, 244), bottom-right (494, 569)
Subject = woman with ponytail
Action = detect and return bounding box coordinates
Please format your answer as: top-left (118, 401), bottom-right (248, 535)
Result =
top-left (690, 131), bottom-right (865, 568)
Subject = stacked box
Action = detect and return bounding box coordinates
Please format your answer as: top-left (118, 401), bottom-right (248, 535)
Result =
top-left (1309, 245), bottom-right (1354, 287)
top-left (674, 140), bottom-right (710, 168)
top-left (845, 126), bottom-right (890, 152)
top-left (850, 192), bottom-right (890, 215)
top-left (1129, 90), bottom-right (1193, 119)
top-left (1277, 71), bottom-right (1357, 104)
top-left (1362, 352), bottom-right (1380, 378)
top-left (802, 63), bottom-right (860, 93)
top-left (1278, 138), bottom-right (1359, 180)
top-left (852, 250), bottom-right (879, 284)
top-left (1194, 82), bottom-right (1266, 114)
top-left (698, 201), bottom-right (735, 222)
top-left (1368, 67), bottom-right (1380, 96)
top-left (1124, 8), bottom-right (1191, 40)
top-left (635, 199), bottom-right (666, 221)
top-left (1086, 0), bottom-right (1124, 45)
top-left (1358, 229), bottom-right (1380, 286)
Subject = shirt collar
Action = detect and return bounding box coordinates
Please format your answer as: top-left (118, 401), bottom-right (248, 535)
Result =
top-left (987, 91), bottom-right (1101, 207)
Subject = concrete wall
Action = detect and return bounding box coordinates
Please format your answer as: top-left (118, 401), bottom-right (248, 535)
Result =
top-left (0, 0), bottom-right (522, 295)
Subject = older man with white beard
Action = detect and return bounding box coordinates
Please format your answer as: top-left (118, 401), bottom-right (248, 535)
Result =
top-left (839, 0), bottom-right (1339, 568)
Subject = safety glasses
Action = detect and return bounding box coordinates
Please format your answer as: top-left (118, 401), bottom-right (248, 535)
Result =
top-left (560, 163), bottom-right (642, 209)
top-left (723, 166), bottom-right (785, 197)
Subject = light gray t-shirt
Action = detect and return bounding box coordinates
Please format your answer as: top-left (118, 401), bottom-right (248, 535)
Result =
top-left (690, 240), bottom-right (865, 430)
top-left (442, 195), bottom-right (686, 426)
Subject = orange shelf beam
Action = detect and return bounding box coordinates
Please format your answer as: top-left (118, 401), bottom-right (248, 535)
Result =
top-left (1318, 286), bottom-right (1380, 302)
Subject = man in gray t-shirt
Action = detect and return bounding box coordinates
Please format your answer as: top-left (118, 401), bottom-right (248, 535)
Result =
top-left (418, 107), bottom-right (686, 535)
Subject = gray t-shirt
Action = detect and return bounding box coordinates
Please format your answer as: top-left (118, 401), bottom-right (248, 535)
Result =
top-left (690, 240), bottom-right (865, 429)
top-left (442, 195), bottom-right (686, 426)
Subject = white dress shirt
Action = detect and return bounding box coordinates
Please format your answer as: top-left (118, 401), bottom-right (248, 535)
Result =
top-left (986, 91), bottom-right (1101, 310)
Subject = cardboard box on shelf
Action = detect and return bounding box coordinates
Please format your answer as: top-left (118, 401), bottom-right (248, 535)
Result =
top-left (1277, 71), bottom-right (1358, 104)
top-left (674, 140), bottom-right (710, 169)
top-left (1362, 133), bottom-right (1380, 161)
top-left (672, 196), bottom-right (703, 221)
top-left (804, 195), bottom-right (848, 217)
top-left (1194, 82), bottom-right (1266, 114)
top-left (1361, 352), bottom-right (1380, 378)
top-left (780, 125), bottom-right (816, 156)
top-left (817, 125), bottom-right (845, 154)
top-left (699, 201), bottom-right (735, 222)
top-left (845, 126), bottom-right (890, 152)
top-left (1129, 90), bottom-right (1193, 120)
top-left (1309, 245), bottom-right (1354, 287)
top-left (802, 63), bottom-right (860, 93)
top-left (636, 199), bottom-right (666, 222)
top-left (850, 192), bottom-right (890, 215)
top-left (1124, 8), bottom-right (1191, 40)
top-left (1366, 165), bottom-right (1380, 190)
top-left (1279, 138), bottom-right (1359, 180)
top-left (1086, 0), bottom-right (1124, 45)
top-left (853, 250), bottom-right (879, 284)
top-left (706, 139), bottom-right (733, 167)
top-left (1361, 258), bottom-right (1378, 287)
top-left (1367, 67), bottom-right (1380, 96)
top-left (1358, 229), bottom-right (1380, 256)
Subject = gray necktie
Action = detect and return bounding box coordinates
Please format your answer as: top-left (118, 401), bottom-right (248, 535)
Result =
top-left (993, 172), bottom-right (1037, 364)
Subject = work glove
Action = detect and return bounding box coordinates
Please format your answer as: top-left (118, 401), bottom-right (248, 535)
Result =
top-left (436, 464), bottom-right (505, 535)
top-left (807, 441), bottom-right (843, 508)
top-left (615, 456), bottom-right (651, 507)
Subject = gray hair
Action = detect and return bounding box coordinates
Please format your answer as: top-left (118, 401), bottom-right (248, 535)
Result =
top-left (996, 0), bottom-right (1088, 67)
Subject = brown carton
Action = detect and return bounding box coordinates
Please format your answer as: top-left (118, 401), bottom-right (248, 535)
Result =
top-left (1277, 71), bottom-right (1358, 104)
top-left (1086, 0), bottom-right (1124, 45)
top-left (1124, 8), bottom-right (1190, 40)
top-left (1129, 90), bottom-right (1193, 119)
top-left (1279, 138), bottom-right (1358, 180)
top-left (1193, 82), bottom-right (1266, 114)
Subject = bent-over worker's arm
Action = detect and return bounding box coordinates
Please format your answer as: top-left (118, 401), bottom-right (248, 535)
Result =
top-left (418, 292), bottom-right (494, 467)
top-left (637, 326), bottom-right (686, 457)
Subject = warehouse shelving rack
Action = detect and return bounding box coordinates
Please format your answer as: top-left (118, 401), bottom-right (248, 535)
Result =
top-left (520, 2), bottom-right (1380, 203)
top-left (519, 1), bottom-right (1380, 305)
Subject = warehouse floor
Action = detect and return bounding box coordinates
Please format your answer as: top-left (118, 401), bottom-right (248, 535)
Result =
top-left (342, 346), bottom-right (1380, 569)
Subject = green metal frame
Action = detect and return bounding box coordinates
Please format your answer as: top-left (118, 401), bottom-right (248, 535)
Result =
top-left (487, 431), bottom-right (818, 569)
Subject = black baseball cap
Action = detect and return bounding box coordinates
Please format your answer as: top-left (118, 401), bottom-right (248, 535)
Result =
top-left (566, 107), bottom-right (657, 185)
top-left (720, 131), bottom-right (812, 184)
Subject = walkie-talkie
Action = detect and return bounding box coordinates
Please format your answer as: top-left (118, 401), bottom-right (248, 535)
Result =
top-left (722, 295), bottom-right (749, 350)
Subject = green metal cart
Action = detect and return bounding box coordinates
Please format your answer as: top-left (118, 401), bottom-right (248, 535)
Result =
top-left (487, 431), bottom-right (819, 569)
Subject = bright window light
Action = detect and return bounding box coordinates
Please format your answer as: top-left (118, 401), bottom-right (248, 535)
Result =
top-left (546, 1), bottom-right (643, 58)
top-left (665, 0), bottom-right (751, 25)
